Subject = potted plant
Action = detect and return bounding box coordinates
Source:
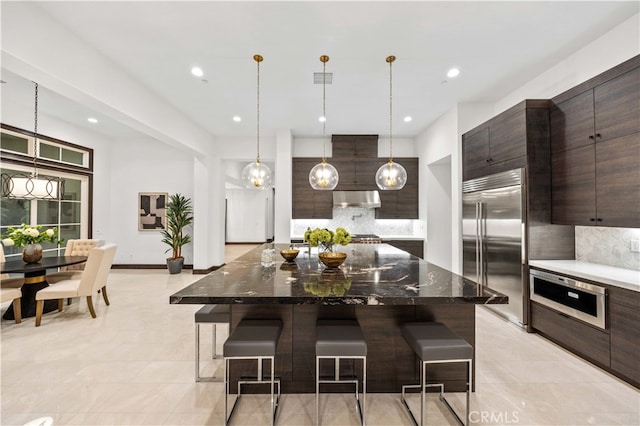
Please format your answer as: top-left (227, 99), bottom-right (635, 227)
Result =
top-left (161, 193), bottom-right (193, 274)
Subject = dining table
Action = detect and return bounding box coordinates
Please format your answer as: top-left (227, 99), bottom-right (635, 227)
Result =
top-left (1, 255), bottom-right (87, 320)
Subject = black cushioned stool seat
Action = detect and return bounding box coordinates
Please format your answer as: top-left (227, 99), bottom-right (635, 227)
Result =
top-left (400, 322), bottom-right (472, 426)
top-left (194, 304), bottom-right (230, 382)
top-left (315, 320), bottom-right (367, 426)
top-left (223, 319), bottom-right (282, 426)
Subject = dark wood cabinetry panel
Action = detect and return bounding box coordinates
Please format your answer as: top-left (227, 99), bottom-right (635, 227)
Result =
top-left (489, 109), bottom-right (527, 163)
top-left (595, 134), bottom-right (640, 227)
top-left (531, 301), bottom-right (610, 368)
top-left (375, 158), bottom-right (418, 219)
top-left (292, 158), bottom-right (332, 219)
top-left (331, 134), bottom-right (378, 158)
top-left (462, 127), bottom-right (489, 179)
top-left (333, 159), bottom-right (379, 190)
top-left (384, 240), bottom-right (424, 258)
top-left (462, 100), bottom-right (542, 181)
top-left (550, 57), bottom-right (639, 228)
top-left (550, 90), bottom-right (595, 153)
top-left (594, 67), bottom-right (640, 142)
top-left (609, 287), bottom-right (640, 387)
top-left (551, 145), bottom-right (596, 225)
top-left (294, 135), bottom-right (418, 220)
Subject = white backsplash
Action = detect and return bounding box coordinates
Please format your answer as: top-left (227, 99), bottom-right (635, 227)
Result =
top-left (575, 226), bottom-right (640, 271)
top-left (291, 207), bottom-right (423, 238)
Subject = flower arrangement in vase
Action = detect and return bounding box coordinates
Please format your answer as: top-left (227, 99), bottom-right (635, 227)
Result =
top-left (304, 227), bottom-right (351, 268)
top-left (1, 224), bottom-right (60, 264)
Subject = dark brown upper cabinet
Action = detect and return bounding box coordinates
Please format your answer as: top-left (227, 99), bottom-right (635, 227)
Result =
top-left (291, 158), bottom-right (332, 219)
top-left (551, 66), bottom-right (640, 153)
top-left (375, 158), bottom-right (418, 219)
top-left (462, 100), bottom-right (547, 181)
top-left (331, 134), bottom-right (378, 158)
top-left (551, 55), bottom-right (640, 227)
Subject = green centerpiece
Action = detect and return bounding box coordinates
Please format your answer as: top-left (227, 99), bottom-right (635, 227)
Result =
top-left (1, 224), bottom-right (60, 264)
top-left (304, 227), bottom-right (351, 268)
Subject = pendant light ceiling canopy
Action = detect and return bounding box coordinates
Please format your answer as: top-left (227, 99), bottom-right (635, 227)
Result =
top-left (309, 55), bottom-right (339, 191)
top-left (1, 82), bottom-right (63, 200)
top-left (242, 54), bottom-right (272, 190)
top-left (375, 55), bottom-right (407, 191)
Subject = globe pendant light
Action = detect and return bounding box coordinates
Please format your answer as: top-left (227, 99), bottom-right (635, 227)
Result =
top-left (309, 55), bottom-right (339, 190)
top-left (375, 55), bottom-right (407, 191)
top-left (242, 54), bottom-right (272, 190)
top-left (1, 82), bottom-right (63, 200)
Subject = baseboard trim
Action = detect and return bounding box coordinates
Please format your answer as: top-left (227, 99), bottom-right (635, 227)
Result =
top-left (111, 264), bottom-right (193, 270)
top-left (111, 264), bottom-right (224, 274)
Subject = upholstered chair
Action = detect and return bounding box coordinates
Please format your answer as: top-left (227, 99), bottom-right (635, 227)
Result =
top-left (35, 244), bottom-right (117, 327)
top-left (0, 287), bottom-right (22, 324)
top-left (0, 248), bottom-right (24, 289)
top-left (46, 239), bottom-right (105, 284)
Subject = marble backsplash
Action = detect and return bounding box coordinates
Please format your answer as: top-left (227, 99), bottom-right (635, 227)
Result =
top-left (575, 226), bottom-right (640, 271)
top-left (291, 207), bottom-right (422, 238)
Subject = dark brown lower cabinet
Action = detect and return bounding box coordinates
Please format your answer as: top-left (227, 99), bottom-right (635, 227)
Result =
top-left (383, 240), bottom-right (424, 259)
top-left (530, 301), bottom-right (610, 368)
top-left (609, 287), bottom-right (640, 387)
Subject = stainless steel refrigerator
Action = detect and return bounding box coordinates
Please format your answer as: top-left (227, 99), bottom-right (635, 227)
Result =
top-left (462, 168), bottom-right (526, 327)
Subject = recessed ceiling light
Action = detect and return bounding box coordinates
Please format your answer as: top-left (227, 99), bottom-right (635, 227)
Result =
top-left (447, 68), bottom-right (460, 78)
top-left (233, 116), bottom-right (241, 122)
top-left (191, 66), bottom-right (204, 77)
top-left (87, 117), bottom-right (98, 124)
top-left (403, 116), bottom-right (412, 123)
top-left (318, 116), bottom-right (326, 123)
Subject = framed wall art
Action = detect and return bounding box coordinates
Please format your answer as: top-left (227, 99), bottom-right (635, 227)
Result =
top-left (138, 192), bottom-right (168, 231)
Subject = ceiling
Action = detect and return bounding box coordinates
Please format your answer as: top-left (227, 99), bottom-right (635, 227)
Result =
top-left (1, 1), bottom-right (638, 143)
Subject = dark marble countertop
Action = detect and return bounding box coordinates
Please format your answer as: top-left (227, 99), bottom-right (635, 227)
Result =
top-left (170, 243), bottom-right (508, 306)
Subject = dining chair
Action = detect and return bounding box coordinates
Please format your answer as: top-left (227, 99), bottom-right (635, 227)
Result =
top-left (0, 287), bottom-right (22, 324)
top-left (34, 244), bottom-right (117, 327)
top-left (0, 248), bottom-right (24, 289)
top-left (47, 239), bottom-right (105, 282)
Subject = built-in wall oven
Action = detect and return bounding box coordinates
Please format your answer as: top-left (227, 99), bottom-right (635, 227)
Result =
top-left (530, 269), bottom-right (607, 329)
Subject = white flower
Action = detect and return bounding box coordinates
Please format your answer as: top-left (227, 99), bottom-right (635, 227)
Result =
top-left (26, 228), bottom-right (40, 238)
top-left (2, 238), bottom-right (14, 247)
top-left (45, 229), bottom-right (54, 237)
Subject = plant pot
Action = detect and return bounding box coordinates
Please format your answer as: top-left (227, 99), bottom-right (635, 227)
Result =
top-left (167, 257), bottom-right (184, 274)
top-left (318, 252), bottom-right (347, 269)
top-left (22, 243), bottom-right (43, 264)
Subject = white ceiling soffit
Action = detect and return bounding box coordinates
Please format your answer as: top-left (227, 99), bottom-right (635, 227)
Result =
top-left (1, 1), bottom-right (638, 141)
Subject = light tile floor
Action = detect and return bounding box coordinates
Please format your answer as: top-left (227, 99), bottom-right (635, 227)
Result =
top-left (1, 245), bottom-right (638, 425)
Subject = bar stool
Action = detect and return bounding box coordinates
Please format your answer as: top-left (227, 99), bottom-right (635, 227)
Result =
top-left (195, 304), bottom-right (230, 382)
top-left (400, 322), bottom-right (472, 426)
top-left (223, 319), bottom-right (282, 426)
top-left (315, 320), bottom-right (367, 426)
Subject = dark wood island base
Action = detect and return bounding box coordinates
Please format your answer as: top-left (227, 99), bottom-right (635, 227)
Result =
top-left (231, 303), bottom-right (475, 393)
top-left (170, 243), bottom-right (507, 394)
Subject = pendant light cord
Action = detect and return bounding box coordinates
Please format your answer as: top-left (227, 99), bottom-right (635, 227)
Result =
top-left (388, 56), bottom-right (393, 162)
top-left (33, 82), bottom-right (39, 177)
top-left (322, 58), bottom-right (326, 161)
top-left (256, 55), bottom-right (261, 163)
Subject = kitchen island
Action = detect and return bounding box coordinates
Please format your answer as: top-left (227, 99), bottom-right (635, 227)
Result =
top-left (170, 243), bottom-right (507, 393)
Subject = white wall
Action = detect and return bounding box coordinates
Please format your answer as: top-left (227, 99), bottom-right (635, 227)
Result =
top-left (225, 189), bottom-right (268, 242)
top-left (496, 13), bottom-right (640, 115)
top-left (109, 138), bottom-right (194, 265)
top-left (416, 107), bottom-right (458, 270)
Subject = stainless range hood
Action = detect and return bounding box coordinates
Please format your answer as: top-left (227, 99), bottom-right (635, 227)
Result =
top-left (333, 190), bottom-right (381, 208)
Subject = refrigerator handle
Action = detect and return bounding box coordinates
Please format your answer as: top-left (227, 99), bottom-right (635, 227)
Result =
top-left (479, 201), bottom-right (485, 286)
top-left (475, 202), bottom-right (482, 286)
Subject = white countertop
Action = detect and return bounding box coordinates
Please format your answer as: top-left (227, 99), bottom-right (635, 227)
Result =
top-left (529, 260), bottom-right (640, 293)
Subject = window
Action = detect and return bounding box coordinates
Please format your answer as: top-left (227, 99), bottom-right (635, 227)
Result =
top-left (1, 125), bottom-right (93, 260)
